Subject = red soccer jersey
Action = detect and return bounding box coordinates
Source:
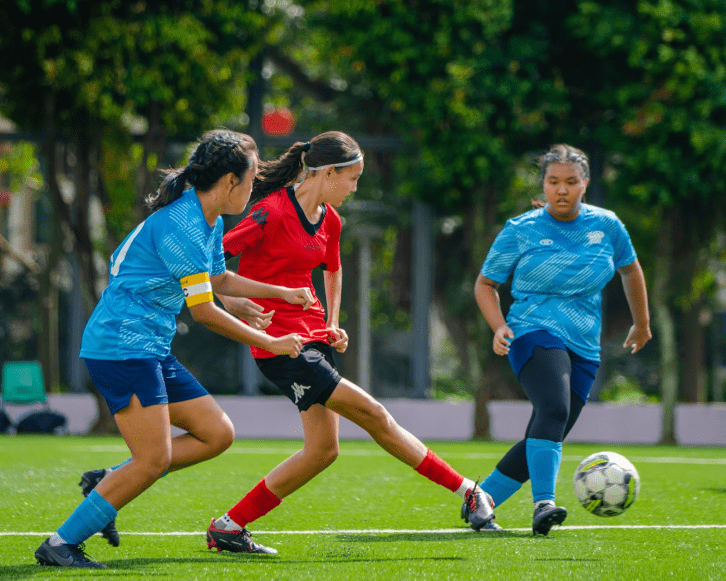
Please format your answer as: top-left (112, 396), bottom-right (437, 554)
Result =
top-left (223, 186), bottom-right (342, 358)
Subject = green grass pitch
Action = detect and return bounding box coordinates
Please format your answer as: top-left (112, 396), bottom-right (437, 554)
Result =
top-left (1, 435), bottom-right (725, 579)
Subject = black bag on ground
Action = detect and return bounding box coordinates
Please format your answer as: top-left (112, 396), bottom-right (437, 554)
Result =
top-left (0, 409), bottom-right (12, 433)
top-left (15, 410), bottom-right (67, 434)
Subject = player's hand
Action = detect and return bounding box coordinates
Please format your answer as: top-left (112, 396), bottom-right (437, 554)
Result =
top-left (623, 324), bottom-right (652, 354)
top-left (493, 325), bottom-right (514, 356)
top-left (222, 297), bottom-right (274, 330)
top-left (267, 333), bottom-right (304, 358)
top-left (327, 325), bottom-right (349, 353)
top-left (282, 287), bottom-right (314, 310)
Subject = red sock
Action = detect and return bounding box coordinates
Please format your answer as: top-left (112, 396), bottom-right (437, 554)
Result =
top-left (227, 479), bottom-right (281, 528)
top-left (414, 448), bottom-right (465, 492)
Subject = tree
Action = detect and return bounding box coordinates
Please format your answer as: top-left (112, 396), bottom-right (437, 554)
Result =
top-left (566, 0), bottom-right (726, 441)
top-left (0, 0), bottom-right (270, 431)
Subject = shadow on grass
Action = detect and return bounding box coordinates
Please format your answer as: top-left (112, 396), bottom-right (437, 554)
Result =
top-left (704, 488), bottom-right (726, 494)
top-left (337, 530), bottom-right (526, 543)
top-left (3, 553), bottom-right (466, 576)
top-left (534, 557), bottom-right (604, 562)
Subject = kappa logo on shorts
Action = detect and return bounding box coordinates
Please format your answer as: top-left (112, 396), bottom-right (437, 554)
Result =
top-left (291, 382), bottom-right (311, 404)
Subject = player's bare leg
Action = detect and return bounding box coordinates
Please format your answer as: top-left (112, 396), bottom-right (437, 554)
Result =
top-left (324, 378), bottom-right (428, 467)
top-left (208, 404), bottom-right (339, 554)
top-left (93, 395), bottom-right (173, 509)
top-left (264, 403), bottom-right (340, 497)
top-left (326, 378), bottom-right (496, 530)
top-left (165, 395), bottom-right (235, 471)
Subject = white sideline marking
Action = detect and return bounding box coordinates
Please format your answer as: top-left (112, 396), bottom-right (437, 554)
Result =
top-left (76, 446), bottom-right (726, 465)
top-left (2, 524), bottom-right (726, 537)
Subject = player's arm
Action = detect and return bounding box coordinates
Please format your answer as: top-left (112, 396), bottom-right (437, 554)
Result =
top-left (180, 272), bottom-right (303, 357)
top-left (324, 267), bottom-right (348, 353)
top-left (474, 273), bottom-right (513, 356)
top-left (211, 269), bottom-right (313, 310)
top-left (617, 259), bottom-right (652, 353)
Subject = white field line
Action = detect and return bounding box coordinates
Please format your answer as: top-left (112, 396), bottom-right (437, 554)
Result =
top-left (75, 446), bottom-right (726, 465)
top-left (2, 524), bottom-right (726, 537)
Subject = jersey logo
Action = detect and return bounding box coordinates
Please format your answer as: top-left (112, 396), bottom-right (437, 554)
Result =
top-left (586, 231), bottom-right (604, 245)
top-left (291, 382), bottom-right (311, 404)
top-left (252, 207), bottom-right (269, 229)
top-left (540, 239), bottom-right (553, 246)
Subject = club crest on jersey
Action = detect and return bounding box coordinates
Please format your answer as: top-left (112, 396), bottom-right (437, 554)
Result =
top-left (291, 382), bottom-right (311, 404)
top-left (586, 231), bottom-right (604, 245)
top-left (252, 207), bottom-right (269, 228)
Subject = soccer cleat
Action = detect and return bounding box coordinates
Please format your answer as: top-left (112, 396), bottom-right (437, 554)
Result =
top-left (35, 538), bottom-right (107, 568)
top-left (461, 481), bottom-right (497, 531)
top-left (79, 469), bottom-right (120, 547)
top-left (532, 503), bottom-right (567, 536)
top-left (206, 519), bottom-right (278, 555)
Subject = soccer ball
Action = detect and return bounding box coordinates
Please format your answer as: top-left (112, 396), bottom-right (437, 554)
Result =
top-left (573, 451), bottom-right (640, 517)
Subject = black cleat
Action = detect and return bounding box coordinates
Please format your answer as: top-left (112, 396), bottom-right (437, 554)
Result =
top-left (532, 503), bottom-right (567, 536)
top-left (461, 481), bottom-right (497, 531)
top-left (80, 469), bottom-right (120, 547)
top-left (206, 519), bottom-right (278, 554)
top-left (35, 538), bottom-right (107, 568)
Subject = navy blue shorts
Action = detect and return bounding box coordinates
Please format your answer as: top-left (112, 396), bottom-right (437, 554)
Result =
top-left (508, 330), bottom-right (599, 403)
top-left (84, 355), bottom-right (209, 414)
top-left (255, 342), bottom-right (341, 412)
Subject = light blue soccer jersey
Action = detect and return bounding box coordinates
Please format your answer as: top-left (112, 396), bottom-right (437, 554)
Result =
top-left (80, 189), bottom-right (226, 360)
top-left (481, 204), bottom-right (637, 361)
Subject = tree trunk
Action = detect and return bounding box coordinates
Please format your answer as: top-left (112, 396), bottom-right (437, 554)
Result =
top-left (653, 209), bottom-right (678, 444)
top-left (681, 301), bottom-right (707, 402)
top-left (135, 102), bottom-right (166, 223)
top-left (469, 183), bottom-right (501, 439)
top-left (38, 94), bottom-right (63, 392)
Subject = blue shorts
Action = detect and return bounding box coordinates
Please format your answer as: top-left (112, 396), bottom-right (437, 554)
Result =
top-left (255, 342), bottom-right (341, 412)
top-left (508, 330), bottom-right (599, 403)
top-left (84, 355), bottom-right (209, 414)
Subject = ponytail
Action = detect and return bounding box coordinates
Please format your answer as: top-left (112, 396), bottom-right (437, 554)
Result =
top-left (250, 142), bottom-right (307, 206)
top-left (146, 167), bottom-right (189, 212)
top-left (145, 129), bottom-right (258, 212)
top-left (250, 131), bottom-right (362, 206)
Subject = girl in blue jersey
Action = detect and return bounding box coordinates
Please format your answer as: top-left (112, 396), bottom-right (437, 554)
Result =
top-left (34, 129), bottom-right (314, 569)
top-left (466, 144), bottom-right (651, 536)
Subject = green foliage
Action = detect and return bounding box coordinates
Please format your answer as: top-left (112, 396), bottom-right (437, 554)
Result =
top-left (600, 374), bottom-right (660, 403)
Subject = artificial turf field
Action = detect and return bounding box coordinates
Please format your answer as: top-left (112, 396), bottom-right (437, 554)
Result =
top-left (0, 436), bottom-right (725, 580)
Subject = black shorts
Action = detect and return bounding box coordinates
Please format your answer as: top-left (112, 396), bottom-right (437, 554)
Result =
top-left (255, 342), bottom-right (341, 412)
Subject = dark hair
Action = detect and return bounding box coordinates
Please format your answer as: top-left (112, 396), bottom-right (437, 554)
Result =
top-left (538, 143), bottom-right (590, 184)
top-left (250, 131), bottom-right (361, 205)
top-left (146, 129), bottom-right (258, 211)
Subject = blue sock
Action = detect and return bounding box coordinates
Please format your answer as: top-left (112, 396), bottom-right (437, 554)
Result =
top-left (111, 458), bottom-right (166, 477)
top-left (57, 490), bottom-right (118, 546)
top-left (526, 438), bottom-right (562, 503)
top-left (481, 468), bottom-right (523, 507)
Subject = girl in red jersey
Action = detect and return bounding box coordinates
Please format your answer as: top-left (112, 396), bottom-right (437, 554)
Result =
top-left (206, 131), bottom-right (497, 556)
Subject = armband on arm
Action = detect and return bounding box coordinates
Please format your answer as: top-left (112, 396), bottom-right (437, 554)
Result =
top-left (181, 272), bottom-right (214, 307)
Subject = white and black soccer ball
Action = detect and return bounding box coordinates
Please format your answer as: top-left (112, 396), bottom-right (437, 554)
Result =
top-left (573, 451), bottom-right (640, 517)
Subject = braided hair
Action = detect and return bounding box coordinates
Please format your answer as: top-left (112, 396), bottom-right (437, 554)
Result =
top-left (530, 144), bottom-right (590, 209)
top-left (146, 129), bottom-right (258, 211)
top-left (249, 131), bottom-right (362, 206)
top-left (538, 144), bottom-right (590, 185)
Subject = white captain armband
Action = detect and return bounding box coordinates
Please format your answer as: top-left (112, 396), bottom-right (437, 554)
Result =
top-left (180, 272), bottom-right (214, 307)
